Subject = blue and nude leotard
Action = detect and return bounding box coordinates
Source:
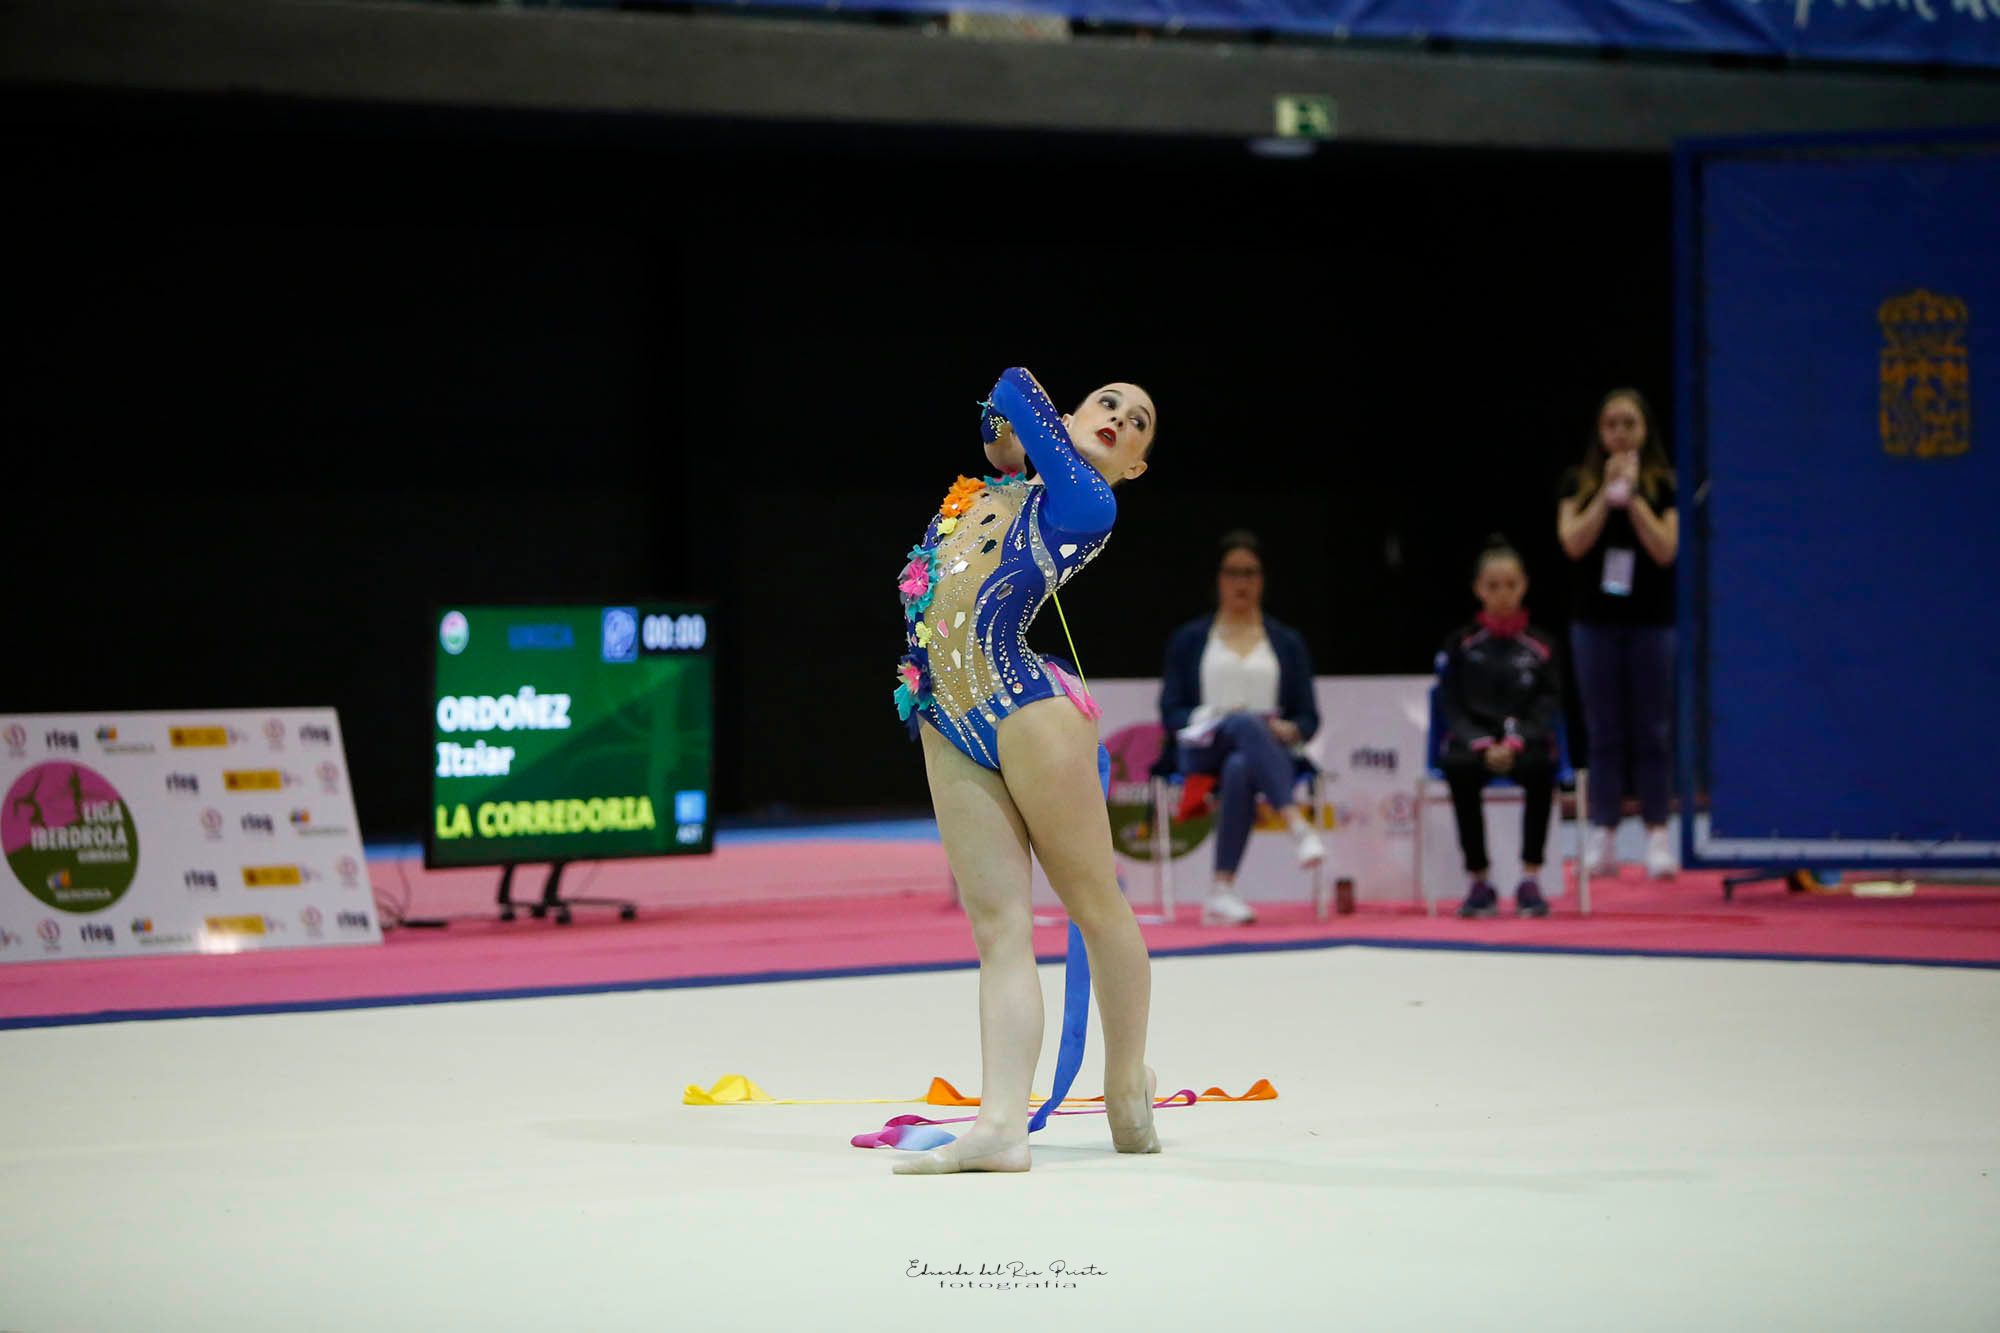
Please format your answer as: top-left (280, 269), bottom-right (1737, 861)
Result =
top-left (893, 368), bottom-right (1115, 772)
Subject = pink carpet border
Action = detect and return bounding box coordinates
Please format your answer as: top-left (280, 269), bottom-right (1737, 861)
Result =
top-left (4, 841), bottom-right (1997, 1029)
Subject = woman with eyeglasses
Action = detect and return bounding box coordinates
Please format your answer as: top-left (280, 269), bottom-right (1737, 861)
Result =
top-left (1159, 530), bottom-right (1324, 926)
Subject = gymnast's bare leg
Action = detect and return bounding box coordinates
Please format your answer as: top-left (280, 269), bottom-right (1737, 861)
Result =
top-left (893, 723), bottom-right (1042, 1174)
top-left (999, 696), bottom-right (1158, 1154)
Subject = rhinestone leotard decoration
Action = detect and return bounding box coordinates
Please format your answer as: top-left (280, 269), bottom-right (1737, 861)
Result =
top-left (893, 368), bottom-right (1115, 771)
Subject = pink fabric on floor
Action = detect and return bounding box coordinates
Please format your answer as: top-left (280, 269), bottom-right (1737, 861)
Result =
top-left (2, 843), bottom-right (1996, 1024)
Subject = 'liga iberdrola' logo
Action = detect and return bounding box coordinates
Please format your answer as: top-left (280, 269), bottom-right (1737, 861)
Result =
top-left (440, 611), bottom-right (470, 656)
top-left (4, 762), bottom-right (141, 913)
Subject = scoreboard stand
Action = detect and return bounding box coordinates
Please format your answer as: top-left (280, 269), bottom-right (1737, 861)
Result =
top-left (495, 860), bottom-right (638, 925)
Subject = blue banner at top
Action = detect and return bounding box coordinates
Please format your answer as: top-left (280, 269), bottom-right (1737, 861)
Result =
top-left (833, 0), bottom-right (2000, 68)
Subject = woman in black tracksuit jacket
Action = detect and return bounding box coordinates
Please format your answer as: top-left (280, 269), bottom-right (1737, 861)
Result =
top-left (1436, 537), bottom-right (1564, 919)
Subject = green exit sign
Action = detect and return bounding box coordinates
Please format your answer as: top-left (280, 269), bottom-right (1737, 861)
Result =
top-left (1274, 95), bottom-right (1337, 139)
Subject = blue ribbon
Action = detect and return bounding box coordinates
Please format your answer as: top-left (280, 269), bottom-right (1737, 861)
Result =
top-left (1028, 742), bottom-right (1109, 1133)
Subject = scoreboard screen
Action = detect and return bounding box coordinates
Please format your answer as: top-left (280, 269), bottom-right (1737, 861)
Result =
top-left (427, 604), bottom-right (714, 868)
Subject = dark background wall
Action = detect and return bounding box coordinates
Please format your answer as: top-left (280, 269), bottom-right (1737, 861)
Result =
top-left (3, 87), bottom-right (1670, 839)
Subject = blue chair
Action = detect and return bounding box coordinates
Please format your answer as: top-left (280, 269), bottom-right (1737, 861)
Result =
top-left (1414, 684), bottom-right (1590, 917)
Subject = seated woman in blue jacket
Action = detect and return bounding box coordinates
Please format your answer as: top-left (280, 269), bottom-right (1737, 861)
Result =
top-left (1159, 530), bottom-right (1325, 926)
top-left (1436, 536), bottom-right (1563, 919)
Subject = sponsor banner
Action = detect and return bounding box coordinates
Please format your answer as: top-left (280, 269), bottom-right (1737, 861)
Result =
top-left (1029, 676), bottom-right (1437, 909)
top-left (702, 0), bottom-right (2000, 69)
top-left (0, 710), bottom-right (380, 962)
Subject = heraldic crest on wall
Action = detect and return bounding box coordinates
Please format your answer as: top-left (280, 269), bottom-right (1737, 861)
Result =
top-left (1879, 288), bottom-right (1971, 460)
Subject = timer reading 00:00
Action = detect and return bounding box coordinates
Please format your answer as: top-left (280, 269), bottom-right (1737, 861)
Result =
top-left (642, 613), bottom-right (708, 652)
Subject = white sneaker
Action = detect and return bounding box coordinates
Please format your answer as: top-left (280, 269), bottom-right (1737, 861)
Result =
top-left (1645, 828), bottom-right (1678, 880)
top-left (1584, 825), bottom-right (1616, 876)
top-left (1296, 831), bottom-right (1327, 869)
top-left (1201, 888), bottom-right (1257, 926)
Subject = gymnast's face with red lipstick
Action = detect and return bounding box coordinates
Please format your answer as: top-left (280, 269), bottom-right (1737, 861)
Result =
top-left (1064, 383), bottom-right (1156, 485)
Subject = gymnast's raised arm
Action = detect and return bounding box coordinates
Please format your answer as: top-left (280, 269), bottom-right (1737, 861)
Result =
top-left (983, 367), bottom-right (1118, 534)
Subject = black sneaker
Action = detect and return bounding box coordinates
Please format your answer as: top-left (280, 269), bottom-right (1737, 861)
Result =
top-left (1514, 879), bottom-right (1550, 917)
top-left (1457, 882), bottom-right (1499, 918)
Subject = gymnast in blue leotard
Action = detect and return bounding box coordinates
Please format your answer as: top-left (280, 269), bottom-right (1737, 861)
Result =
top-left (889, 368), bottom-right (1162, 1176)
top-left (894, 367), bottom-right (1127, 768)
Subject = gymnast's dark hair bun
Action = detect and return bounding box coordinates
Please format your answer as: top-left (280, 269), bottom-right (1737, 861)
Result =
top-left (1476, 533), bottom-right (1523, 575)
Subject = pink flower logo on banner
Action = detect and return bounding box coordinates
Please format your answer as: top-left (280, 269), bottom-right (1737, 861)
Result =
top-left (1100, 722), bottom-right (1213, 863)
top-left (1101, 722), bottom-right (1163, 786)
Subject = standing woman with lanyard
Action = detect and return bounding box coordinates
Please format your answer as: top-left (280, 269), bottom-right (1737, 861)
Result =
top-left (1557, 388), bottom-right (1680, 879)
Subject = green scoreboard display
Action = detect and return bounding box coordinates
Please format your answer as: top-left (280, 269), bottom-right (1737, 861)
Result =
top-left (427, 604), bottom-right (714, 869)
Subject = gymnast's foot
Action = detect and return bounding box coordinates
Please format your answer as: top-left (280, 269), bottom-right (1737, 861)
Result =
top-left (1107, 1065), bottom-right (1161, 1155)
top-left (892, 1122), bottom-right (1030, 1175)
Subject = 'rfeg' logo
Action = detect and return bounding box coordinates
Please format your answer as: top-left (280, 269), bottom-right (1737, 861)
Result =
top-left (440, 611), bottom-right (470, 656)
top-left (1349, 746), bottom-right (1399, 774)
top-left (3, 724), bottom-right (26, 757)
top-left (4, 762), bottom-right (140, 913)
